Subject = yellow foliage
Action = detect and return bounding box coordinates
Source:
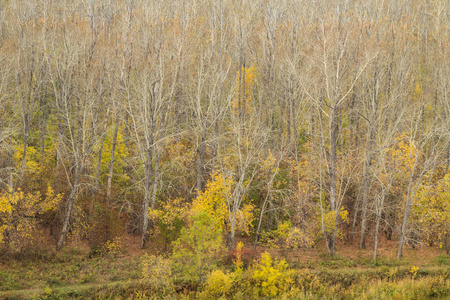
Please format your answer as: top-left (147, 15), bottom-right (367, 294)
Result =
top-left (191, 171), bottom-right (230, 228)
top-left (262, 221), bottom-right (314, 249)
top-left (233, 241), bottom-right (244, 275)
top-left (414, 172), bottom-right (450, 248)
top-left (414, 83), bottom-right (422, 101)
top-left (232, 66), bottom-right (257, 116)
top-left (141, 254), bottom-right (174, 292)
top-left (261, 150), bottom-right (277, 174)
top-left (321, 206), bottom-right (349, 236)
top-left (102, 237), bottom-right (123, 256)
top-left (389, 133), bottom-right (420, 174)
top-left (0, 186), bottom-right (62, 252)
top-left (148, 198), bottom-right (189, 235)
top-left (340, 206), bottom-right (350, 224)
top-left (191, 171), bottom-right (255, 235)
top-left (202, 270), bottom-right (234, 299)
top-left (286, 227), bottom-right (314, 249)
top-left (13, 145), bottom-right (41, 174)
top-left (252, 252), bottom-right (294, 297)
top-left (0, 207), bottom-right (10, 245)
top-left (409, 266), bottom-right (419, 278)
top-left (39, 185), bottom-right (63, 213)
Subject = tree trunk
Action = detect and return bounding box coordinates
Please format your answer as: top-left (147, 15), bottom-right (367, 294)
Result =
top-left (106, 116), bottom-right (120, 202)
top-left (141, 139), bottom-right (154, 249)
top-left (254, 196), bottom-right (268, 248)
top-left (196, 131), bottom-right (206, 195)
top-left (57, 164), bottom-right (83, 251)
top-left (39, 90), bottom-right (48, 161)
top-left (151, 148), bottom-right (161, 210)
top-left (228, 209), bottom-right (236, 250)
top-left (19, 116), bottom-right (30, 185)
top-left (124, 111), bottom-right (130, 153)
top-left (140, 42), bottom-right (159, 249)
top-left (329, 108), bottom-right (338, 212)
top-left (350, 196), bottom-right (359, 244)
top-left (90, 130), bottom-right (107, 219)
top-left (360, 128), bottom-right (375, 249)
top-left (328, 107), bottom-right (339, 255)
top-left (398, 150), bottom-right (419, 260)
top-left (361, 64), bottom-right (379, 249)
top-left (373, 210), bottom-right (381, 261)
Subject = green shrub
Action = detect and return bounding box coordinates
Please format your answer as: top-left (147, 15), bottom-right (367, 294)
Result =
top-left (171, 212), bottom-right (223, 283)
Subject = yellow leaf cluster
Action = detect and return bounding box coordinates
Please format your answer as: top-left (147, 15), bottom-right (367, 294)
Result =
top-left (414, 83), bottom-right (422, 100)
top-left (286, 227), bottom-right (314, 249)
top-left (202, 269), bottom-right (234, 299)
top-left (233, 241), bottom-right (244, 275)
top-left (148, 197), bottom-right (189, 237)
top-left (232, 66), bottom-right (257, 115)
top-left (320, 206), bottom-right (349, 238)
top-left (13, 145), bottom-right (41, 174)
top-left (414, 172), bottom-right (450, 248)
top-left (252, 252), bottom-right (294, 297)
top-left (102, 237), bottom-right (123, 257)
top-left (0, 186), bottom-right (62, 251)
top-left (261, 150), bottom-right (277, 174)
top-left (388, 133), bottom-right (420, 174)
top-left (191, 171), bottom-right (254, 235)
top-left (191, 171), bottom-right (231, 227)
top-left (409, 265), bottom-right (419, 278)
top-left (141, 254), bottom-right (174, 292)
top-left (262, 221), bottom-right (314, 249)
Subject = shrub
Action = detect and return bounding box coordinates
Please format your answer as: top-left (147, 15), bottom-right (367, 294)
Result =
top-left (171, 212), bottom-right (223, 282)
top-left (88, 204), bottom-right (122, 251)
top-left (262, 220), bottom-right (314, 249)
top-left (140, 254), bottom-right (174, 294)
top-left (252, 252), bottom-right (294, 297)
top-left (201, 270), bottom-right (234, 299)
top-left (147, 197), bottom-right (189, 246)
top-left (0, 186), bottom-right (62, 256)
top-left (226, 241), bottom-right (257, 270)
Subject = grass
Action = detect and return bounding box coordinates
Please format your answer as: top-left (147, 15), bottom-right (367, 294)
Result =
top-left (0, 238), bottom-right (449, 299)
top-left (0, 245), bottom-right (142, 297)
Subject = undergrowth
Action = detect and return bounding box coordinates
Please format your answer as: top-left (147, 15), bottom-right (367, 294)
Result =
top-left (1, 246), bottom-right (449, 299)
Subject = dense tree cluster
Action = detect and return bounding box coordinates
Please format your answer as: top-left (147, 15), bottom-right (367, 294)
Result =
top-left (0, 0), bottom-right (449, 261)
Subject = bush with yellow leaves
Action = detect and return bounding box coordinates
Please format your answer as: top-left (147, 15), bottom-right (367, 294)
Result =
top-left (141, 254), bottom-right (174, 294)
top-left (0, 185), bottom-right (62, 254)
top-left (261, 220), bottom-right (314, 249)
top-left (101, 237), bottom-right (123, 257)
top-left (147, 197), bottom-right (189, 246)
top-left (191, 171), bottom-right (255, 237)
top-left (414, 172), bottom-right (450, 253)
top-left (252, 252), bottom-right (295, 297)
top-left (200, 269), bottom-right (234, 299)
top-left (314, 206), bottom-right (349, 243)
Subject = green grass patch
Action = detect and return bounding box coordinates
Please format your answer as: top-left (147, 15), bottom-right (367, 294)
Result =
top-left (1, 247), bottom-right (449, 299)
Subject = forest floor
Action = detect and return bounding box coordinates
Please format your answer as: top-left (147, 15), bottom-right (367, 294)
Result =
top-left (0, 234), bottom-right (449, 299)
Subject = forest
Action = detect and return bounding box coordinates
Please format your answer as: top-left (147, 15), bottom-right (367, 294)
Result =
top-left (0, 0), bottom-right (449, 298)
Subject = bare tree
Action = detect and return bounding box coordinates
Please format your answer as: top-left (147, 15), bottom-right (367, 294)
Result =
top-left (47, 2), bottom-right (106, 250)
top-left (302, 8), bottom-right (375, 255)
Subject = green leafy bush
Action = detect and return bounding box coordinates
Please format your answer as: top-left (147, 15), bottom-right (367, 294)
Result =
top-left (171, 212), bottom-right (223, 282)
